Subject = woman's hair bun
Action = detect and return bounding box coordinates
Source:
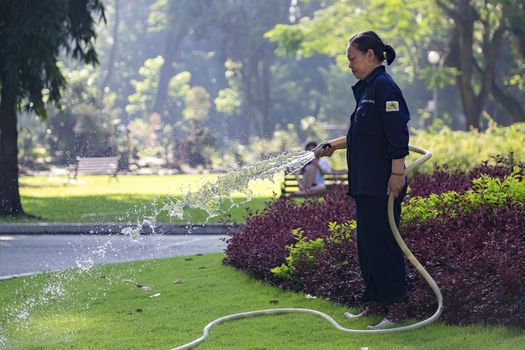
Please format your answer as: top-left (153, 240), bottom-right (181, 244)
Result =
top-left (384, 44), bottom-right (396, 65)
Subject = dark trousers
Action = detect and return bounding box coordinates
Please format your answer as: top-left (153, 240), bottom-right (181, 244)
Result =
top-left (355, 191), bottom-right (408, 305)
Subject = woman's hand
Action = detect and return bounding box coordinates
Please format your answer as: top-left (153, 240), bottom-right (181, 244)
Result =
top-left (312, 142), bottom-right (335, 157)
top-left (387, 174), bottom-right (405, 198)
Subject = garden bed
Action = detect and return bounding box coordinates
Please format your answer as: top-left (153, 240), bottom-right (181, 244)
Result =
top-left (225, 155), bottom-right (525, 329)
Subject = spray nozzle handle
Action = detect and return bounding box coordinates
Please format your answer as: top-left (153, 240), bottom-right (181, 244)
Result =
top-left (314, 143), bottom-right (332, 157)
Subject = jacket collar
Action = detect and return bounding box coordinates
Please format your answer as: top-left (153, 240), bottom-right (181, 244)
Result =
top-left (352, 65), bottom-right (385, 94)
top-left (365, 65), bottom-right (385, 84)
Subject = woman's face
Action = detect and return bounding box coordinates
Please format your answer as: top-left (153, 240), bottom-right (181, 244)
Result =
top-left (346, 44), bottom-right (376, 80)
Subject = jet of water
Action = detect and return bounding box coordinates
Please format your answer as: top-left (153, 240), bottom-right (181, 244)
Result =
top-left (122, 150), bottom-right (315, 236)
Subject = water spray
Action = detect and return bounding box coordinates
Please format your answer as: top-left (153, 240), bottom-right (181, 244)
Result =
top-left (122, 150), bottom-right (315, 237)
top-left (171, 145), bottom-right (443, 349)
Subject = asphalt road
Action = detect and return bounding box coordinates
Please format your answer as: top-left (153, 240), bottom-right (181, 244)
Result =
top-left (0, 234), bottom-right (227, 279)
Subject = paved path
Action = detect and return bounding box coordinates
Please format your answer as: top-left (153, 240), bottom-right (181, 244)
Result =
top-left (0, 234), bottom-right (227, 279)
top-left (0, 223), bottom-right (240, 235)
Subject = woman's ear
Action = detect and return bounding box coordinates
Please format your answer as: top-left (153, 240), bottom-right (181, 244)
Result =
top-left (367, 49), bottom-right (375, 62)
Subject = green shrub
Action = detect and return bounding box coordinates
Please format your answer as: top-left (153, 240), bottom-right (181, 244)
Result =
top-left (470, 170), bottom-right (525, 204)
top-left (325, 220), bottom-right (355, 244)
top-left (409, 122), bottom-right (525, 172)
top-left (403, 170), bottom-right (524, 224)
top-left (300, 123), bottom-right (525, 172)
top-left (270, 228), bottom-right (325, 283)
top-left (270, 221), bottom-right (355, 283)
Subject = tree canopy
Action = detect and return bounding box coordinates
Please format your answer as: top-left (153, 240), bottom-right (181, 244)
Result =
top-left (0, 0), bottom-right (105, 216)
top-left (0, 0), bottom-right (105, 117)
top-left (266, 0), bottom-right (525, 129)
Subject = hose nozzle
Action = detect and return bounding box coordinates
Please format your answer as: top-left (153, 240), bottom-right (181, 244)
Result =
top-left (314, 143), bottom-right (332, 157)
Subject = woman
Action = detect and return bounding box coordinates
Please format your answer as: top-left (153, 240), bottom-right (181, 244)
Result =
top-left (314, 31), bottom-right (410, 330)
top-left (296, 141), bottom-right (332, 196)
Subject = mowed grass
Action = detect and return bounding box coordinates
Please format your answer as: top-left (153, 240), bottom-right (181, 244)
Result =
top-left (6, 174), bottom-right (283, 223)
top-left (0, 253), bottom-right (523, 350)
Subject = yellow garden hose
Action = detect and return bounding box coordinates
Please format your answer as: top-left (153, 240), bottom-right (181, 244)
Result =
top-left (171, 145), bottom-right (442, 350)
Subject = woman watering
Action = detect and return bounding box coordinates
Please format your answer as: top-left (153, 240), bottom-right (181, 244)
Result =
top-left (314, 31), bottom-right (410, 329)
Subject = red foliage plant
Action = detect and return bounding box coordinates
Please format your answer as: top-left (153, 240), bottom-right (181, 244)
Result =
top-left (224, 187), bottom-right (354, 282)
top-left (409, 154), bottom-right (524, 197)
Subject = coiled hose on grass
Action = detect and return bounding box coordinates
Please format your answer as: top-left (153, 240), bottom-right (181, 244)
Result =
top-left (171, 145), bottom-right (443, 350)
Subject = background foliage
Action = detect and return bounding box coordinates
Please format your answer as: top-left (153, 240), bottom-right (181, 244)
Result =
top-left (11, 0), bottom-right (524, 172)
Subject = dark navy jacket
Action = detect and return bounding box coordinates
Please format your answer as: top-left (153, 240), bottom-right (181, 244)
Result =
top-left (346, 65), bottom-right (410, 197)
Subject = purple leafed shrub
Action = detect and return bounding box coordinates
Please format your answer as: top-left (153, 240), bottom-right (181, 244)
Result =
top-left (404, 201), bottom-right (525, 328)
top-left (408, 168), bottom-right (472, 197)
top-left (224, 156), bottom-right (525, 328)
top-left (226, 200), bottom-right (525, 328)
top-left (293, 236), bottom-right (362, 306)
top-left (408, 154), bottom-right (524, 197)
top-left (470, 153), bottom-right (524, 180)
top-left (224, 186), bottom-right (353, 281)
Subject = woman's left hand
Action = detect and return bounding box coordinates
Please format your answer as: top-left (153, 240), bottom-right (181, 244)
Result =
top-left (387, 174), bottom-right (405, 198)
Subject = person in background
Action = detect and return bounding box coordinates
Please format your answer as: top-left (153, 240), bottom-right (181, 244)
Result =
top-left (295, 141), bottom-right (331, 196)
top-left (313, 31), bottom-right (410, 329)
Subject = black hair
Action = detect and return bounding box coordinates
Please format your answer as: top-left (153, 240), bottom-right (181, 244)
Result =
top-left (348, 31), bottom-right (396, 65)
top-left (304, 141), bottom-right (318, 150)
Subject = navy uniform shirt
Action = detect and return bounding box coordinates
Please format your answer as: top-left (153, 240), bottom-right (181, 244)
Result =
top-left (346, 65), bottom-right (410, 197)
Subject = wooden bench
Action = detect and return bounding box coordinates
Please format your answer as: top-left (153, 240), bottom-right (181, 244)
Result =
top-left (281, 169), bottom-right (348, 197)
top-left (67, 156), bottom-right (119, 180)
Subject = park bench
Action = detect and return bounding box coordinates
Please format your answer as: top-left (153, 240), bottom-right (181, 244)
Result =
top-left (67, 156), bottom-right (119, 181)
top-left (280, 169), bottom-right (348, 197)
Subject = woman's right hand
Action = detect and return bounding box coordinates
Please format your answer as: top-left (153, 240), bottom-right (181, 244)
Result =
top-left (312, 141), bottom-right (335, 157)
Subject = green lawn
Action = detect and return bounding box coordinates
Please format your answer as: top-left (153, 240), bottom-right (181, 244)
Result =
top-left (0, 253), bottom-right (523, 350)
top-left (6, 174), bottom-right (283, 223)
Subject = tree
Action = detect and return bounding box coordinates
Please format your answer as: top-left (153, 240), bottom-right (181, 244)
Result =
top-left (126, 56), bottom-right (191, 120)
top-left (0, 0), bottom-right (105, 216)
top-left (93, 0), bottom-right (158, 113)
top-left (488, 0), bottom-right (525, 124)
top-left (265, 0), bottom-right (525, 130)
top-left (99, 0), bottom-right (121, 94)
top-left (149, 0), bottom-right (212, 117)
top-left (437, 0), bottom-right (524, 129)
top-left (150, 0), bottom-right (293, 139)
top-left (265, 0), bottom-right (451, 127)
top-left (214, 0), bottom-right (290, 138)
top-left (505, 0), bottom-right (525, 60)
top-left (176, 86), bottom-right (214, 167)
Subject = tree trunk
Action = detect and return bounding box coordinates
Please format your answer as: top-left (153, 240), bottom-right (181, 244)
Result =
top-left (100, 0), bottom-right (120, 93)
top-left (513, 31), bottom-right (525, 60)
top-left (490, 81), bottom-right (525, 124)
top-left (438, 0), bottom-right (506, 130)
top-left (472, 48), bottom-right (525, 124)
top-left (152, 26), bottom-right (186, 116)
top-left (507, 0), bottom-right (525, 60)
top-left (455, 1), bottom-right (480, 129)
top-left (261, 47), bottom-right (274, 138)
top-left (0, 84), bottom-right (24, 216)
top-left (241, 59), bottom-right (261, 138)
top-left (438, 0), bottom-right (479, 129)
